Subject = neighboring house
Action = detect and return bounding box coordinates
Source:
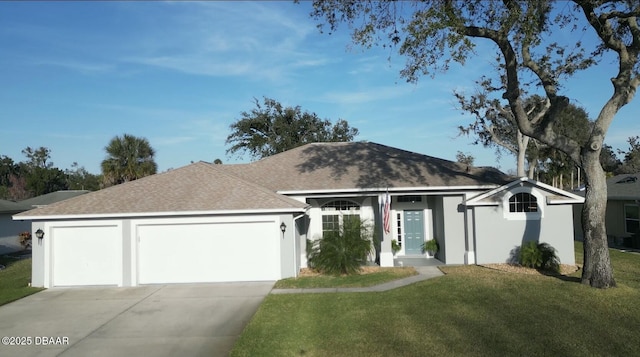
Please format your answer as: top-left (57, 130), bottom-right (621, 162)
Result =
top-left (20, 190), bottom-right (90, 210)
top-left (0, 190), bottom-right (89, 255)
top-left (573, 173), bottom-right (640, 246)
top-left (0, 200), bottom-right (31, 254)
top-left (14, 142), bottom-right (583, 288)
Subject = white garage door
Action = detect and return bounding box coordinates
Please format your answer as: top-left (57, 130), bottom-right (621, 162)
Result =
top-left (52, 225), bottom-right (122, 286)
top-left (137, 221), bottom-right (280, 284)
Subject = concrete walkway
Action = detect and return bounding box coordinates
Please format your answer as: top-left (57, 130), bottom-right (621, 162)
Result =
top-left (271, 266), bottom-right (444, 294)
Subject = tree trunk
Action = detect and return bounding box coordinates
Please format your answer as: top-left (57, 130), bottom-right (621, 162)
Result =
top-left (527, 160), bottom-right (536, 179)
top-left (581, 151), bottom-right (616, 288)
top-left (516, 132), bottom-right (528, 177)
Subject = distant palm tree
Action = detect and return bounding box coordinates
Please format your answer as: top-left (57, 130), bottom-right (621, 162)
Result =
top-left (101, 134), bottom-right (157, 186)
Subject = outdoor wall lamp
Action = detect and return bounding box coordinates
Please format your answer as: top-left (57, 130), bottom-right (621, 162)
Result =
top-left (35, 228), bottom-right (45, 241)
top-left (280, 222), bottom-right (287, 235)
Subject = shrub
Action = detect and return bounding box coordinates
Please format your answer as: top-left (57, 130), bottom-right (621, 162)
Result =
top-left (518, 241), bottom-right (560, 273)
top-left (308, 217), bottom-right (373, 275)
top-left (391, 240), bottom-right (401, 255)
top-left (421, 239), bottom-right (439, 254)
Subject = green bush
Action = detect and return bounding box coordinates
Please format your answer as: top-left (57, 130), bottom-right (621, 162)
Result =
top-left (308, 217), bottom-right (373, 275)
top-left (391, 239), bottom-right (401, 255)
top-left (518, 241), bottom-right (560, 273)
top-left (421, 239), bottom-right (439, 254)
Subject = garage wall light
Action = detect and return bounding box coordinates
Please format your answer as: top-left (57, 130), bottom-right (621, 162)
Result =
top-left (35, 228), bottom-right (45, 241)
top-left (280, 222), bottom-right (287, 235)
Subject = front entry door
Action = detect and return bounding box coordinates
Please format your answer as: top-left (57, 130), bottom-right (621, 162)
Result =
top-left (404, 210), bottom-right (424, 255)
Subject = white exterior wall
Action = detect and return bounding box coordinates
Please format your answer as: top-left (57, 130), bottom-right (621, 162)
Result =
top-left (31, 213), bottom-right (296, 288)
top-left (391, 196), bottom-right (431, 257)
top-left (35, 220), bottom-right (123, 288)
top-left (305, 196), bottom-right (380, 265)
top-left (472, 191), bottom-right (576, 265)
top-left (440, 196), bottom-right (467, 265)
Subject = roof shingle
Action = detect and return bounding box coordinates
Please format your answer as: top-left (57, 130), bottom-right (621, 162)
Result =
top-left (220, 142), bottom-right (511, 191)
top-left (15, 162), bottom-right (308, 218)
top-left (606, 173), bottom-right (640, 200)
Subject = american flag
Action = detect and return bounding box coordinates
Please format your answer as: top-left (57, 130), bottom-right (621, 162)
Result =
top-left (383, 192), bottom-right (390, 234)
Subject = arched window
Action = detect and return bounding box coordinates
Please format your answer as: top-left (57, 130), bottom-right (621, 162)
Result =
top-left (321, 200), bottom-right (360, 236)
top-left (321, 200), bottom-right (361, 212)
top-left (509, 192), bottom-right (538, 213)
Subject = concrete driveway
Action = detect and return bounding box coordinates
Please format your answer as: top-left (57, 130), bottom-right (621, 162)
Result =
top-left (0, 282), bottom-right (273, 357)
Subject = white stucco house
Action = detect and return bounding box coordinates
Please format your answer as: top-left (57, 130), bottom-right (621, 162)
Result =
top-left (1, 200), bottom-right (31, 254)
top-left (573, 172), bottom-right (640, 247)
top-left (14, 142), bottom-right (583, 288)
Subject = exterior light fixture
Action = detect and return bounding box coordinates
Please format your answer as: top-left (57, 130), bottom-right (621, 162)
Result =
top-left (35, 228), bottom-right (45, 240)
top-left (280, 222), bottom-right (287, 235)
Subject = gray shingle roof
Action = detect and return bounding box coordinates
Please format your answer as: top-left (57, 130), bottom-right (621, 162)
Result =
top-left (220, 142), bottom-right (511, 191)
top-left (14, 143), bottom-right (511, 219)
top-left (19, 190), bottom-right (89, 208)
top-left (607, 173), bottom-right (640, 200)
top-left (15, 162), bottom-right (308, 219)
top-left (0, 199), bottom-right (29, 214)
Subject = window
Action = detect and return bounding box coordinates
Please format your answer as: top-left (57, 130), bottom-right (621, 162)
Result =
top-left (321, 200), bottom-right (360, 212)
top-left (616, 176), bottom-right (637, 184)
top-left (321, 200), bottom-right (361, 237)
top-left (322, 215), bottom-right (339, 235)
top-left (625, 205), bottom-right (639, 234)
top-left (397, 196), bottom-right (422, 203)
top-left (509, 193), bottom-right (538, 213)
top-left (396, 212), bottom-right (402, 247)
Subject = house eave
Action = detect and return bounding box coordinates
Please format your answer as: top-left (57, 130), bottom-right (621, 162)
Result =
top-left (465, 177), bottom-right (585, 206)
top-left (278, 185), bottom-right (501, 197)
top-left (547, 197), bottom-right (585, 205)
top-left (13, 207), bottom-right (309, 221)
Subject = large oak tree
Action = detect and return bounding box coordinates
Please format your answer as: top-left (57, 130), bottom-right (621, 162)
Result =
top-left (226, 97), bottom-right (359, 160)
top-left (306, 0), bottom-right (640, 288)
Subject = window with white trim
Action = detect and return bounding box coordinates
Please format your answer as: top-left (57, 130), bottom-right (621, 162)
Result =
top-left (503, 189), bottom-right (543, 220)
top-left (396, 212), bottom-right (402, 247)
top-left (509, 192), bottom-right (538, 213)
top-left (624, 204), bottom-right (639, 234)
top-left (321, 200), bottom-right (361, 237)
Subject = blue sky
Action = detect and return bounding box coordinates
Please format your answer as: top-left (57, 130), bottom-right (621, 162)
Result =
top-left (1, 1), bottom-right (638, 175)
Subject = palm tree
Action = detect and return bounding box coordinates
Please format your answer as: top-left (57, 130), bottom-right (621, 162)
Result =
top-left (101, 134), bottom-right (157, 186)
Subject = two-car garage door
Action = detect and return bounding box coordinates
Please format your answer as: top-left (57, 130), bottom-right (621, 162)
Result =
top-left (137, 221), bottom-right (280, 284)
top-left (49, 220), bottom-right (281, 287)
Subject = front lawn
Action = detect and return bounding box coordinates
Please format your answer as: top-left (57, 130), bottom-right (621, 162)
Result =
top-left (0, 257), bottom-right (43, 306)
top-left (232, 243), bottom-right (640, 356)
top-left (274, 267), bottom-right (417, 289)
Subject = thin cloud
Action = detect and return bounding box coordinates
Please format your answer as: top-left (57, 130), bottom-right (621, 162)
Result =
top-left (319, 85), bottom-right (412, 105)
top-left (117, 2), bottom-right (322, 83)
top-left (30, 59), bottom-right (115, 74)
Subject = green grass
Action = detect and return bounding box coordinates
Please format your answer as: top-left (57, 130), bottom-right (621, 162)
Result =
top-left (0, 257), bottom-right (43, 306)
top-left (274, 267), bottom-right (417, 289)
top-left (232, 242), bottom-right (640, 357)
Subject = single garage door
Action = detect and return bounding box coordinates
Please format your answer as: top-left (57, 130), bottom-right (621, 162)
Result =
top-left (52, 225), bottom-right (122, 286)
top-left (137, 221), bottom-right (280, 284)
